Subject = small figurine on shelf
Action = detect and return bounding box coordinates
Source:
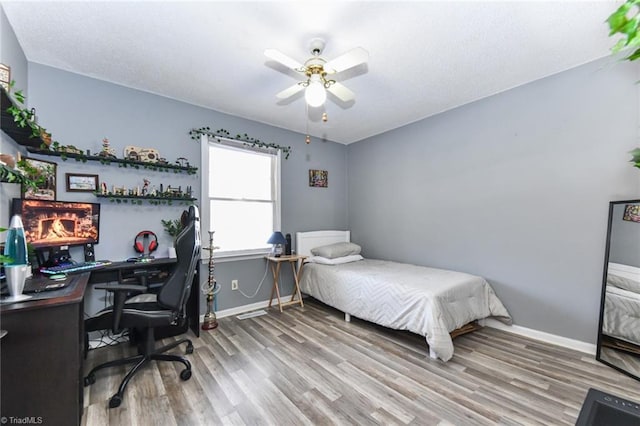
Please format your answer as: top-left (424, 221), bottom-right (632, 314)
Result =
top-left (101, 182), bottom-right (108, 195)
top-left (141, 178), bottom-right (150, 196)
top-left (176, 157), bottom-right (189, 168)
top-left (99, 137), bottom-right (117, 158)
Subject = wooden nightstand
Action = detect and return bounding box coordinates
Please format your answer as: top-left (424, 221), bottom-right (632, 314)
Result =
top-left (265, 254), bottom-right (307, 312)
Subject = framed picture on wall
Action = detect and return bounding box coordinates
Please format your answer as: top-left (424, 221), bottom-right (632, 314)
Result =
top-left (21, 158), bottom-right (57, 200)
top-left (623, 204), bottom-right (640, 223)
top-left (309, 169), bottom-right (328, 188)
top-left (66, 173), bottom-right (99, 192)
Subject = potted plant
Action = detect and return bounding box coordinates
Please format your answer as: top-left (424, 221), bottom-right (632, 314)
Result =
top-left (161, 218), bottom-right (183, 239)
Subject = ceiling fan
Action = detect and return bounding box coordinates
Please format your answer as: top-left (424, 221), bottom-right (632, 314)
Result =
top-left (265, 38), bottom-right (369, 108)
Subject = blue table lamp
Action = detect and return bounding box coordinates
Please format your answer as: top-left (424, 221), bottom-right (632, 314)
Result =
top-left (267, 231), bottom-right (287, 257)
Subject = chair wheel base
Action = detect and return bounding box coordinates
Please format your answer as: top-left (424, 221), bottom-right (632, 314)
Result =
top-left (109, 395), bottom-right (122, 408)
top-left (180, 369), bottom-right (192, 381)
top-left (186, 343), bottom-right (194, 354)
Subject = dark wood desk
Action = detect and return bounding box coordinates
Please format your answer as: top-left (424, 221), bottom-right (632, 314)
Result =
top-left (0, 259), bottom-right (200, 425)
top-left (0, 273), bottom-right (89, 425)
top-left (90, 258), bottom-right (200, 338)
top-left (89, 257), bottom-right (178, 285)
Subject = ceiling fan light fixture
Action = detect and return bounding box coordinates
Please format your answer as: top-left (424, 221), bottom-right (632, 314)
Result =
top-left (305, 75), bottom-right (326, 107)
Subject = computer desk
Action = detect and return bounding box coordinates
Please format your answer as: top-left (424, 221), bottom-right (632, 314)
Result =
top-left (89, 258), bottom-right (201, 339)
top-left (0, 259), bottom-right (200, 426)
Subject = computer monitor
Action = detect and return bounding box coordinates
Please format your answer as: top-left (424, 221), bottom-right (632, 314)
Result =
top-left (10, 199), bottom-right (100, 267)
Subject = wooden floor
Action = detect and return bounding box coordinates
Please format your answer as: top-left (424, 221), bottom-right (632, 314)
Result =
top-left (82, 299), bottom-right (640, 425)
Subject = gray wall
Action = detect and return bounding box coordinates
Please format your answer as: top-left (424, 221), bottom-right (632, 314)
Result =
top-left (609, 202), bottom-right (640, 268)
top-left (0, 5), bottom-right (28, 229)
top-left (0, 6), bottom-right (27, 96)
top-left (347, 57), bottom-right (640, 344)
top-left (8, 63), bottom-right (348, 313)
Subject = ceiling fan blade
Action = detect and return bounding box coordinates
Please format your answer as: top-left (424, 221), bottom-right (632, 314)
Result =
top-left (276, 83), bottom-right (304, 99)
top-left (324, 47), bottom-right (369, 74)
top-left (327, 82), bottom-right (355, 102)
top-left (264, 48), bottom-right (304, 71)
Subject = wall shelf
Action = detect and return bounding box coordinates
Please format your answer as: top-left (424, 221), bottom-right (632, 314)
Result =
top-left (0, 87), bottom-right (45, 149)
top-left (26, 147), bottom-right (198, 175)
top-left (95, 194), bottom-right (197, 205)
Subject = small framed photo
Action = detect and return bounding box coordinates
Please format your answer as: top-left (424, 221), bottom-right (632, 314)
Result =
top-left (66, 173), bottom-right (99, 192)
top-left (309, 169), bottom-right (328, 188)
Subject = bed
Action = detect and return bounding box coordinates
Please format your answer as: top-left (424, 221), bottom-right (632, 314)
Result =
top-left (296, 230), bottom-right (512, 361)
top-left (603, 262), bottom-right (640, 349)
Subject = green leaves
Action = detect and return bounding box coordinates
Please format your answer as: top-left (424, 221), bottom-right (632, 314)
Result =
top-left (189, 126), bottom-right (292, 159)
top-left (161, 219), bottom-right (183, 237)
top-left (6, 81), bottom-right (50, 142)
top-left (608, 0), bottom-right (640, 60)
top-left (630, 147), bottom-right (640, 169)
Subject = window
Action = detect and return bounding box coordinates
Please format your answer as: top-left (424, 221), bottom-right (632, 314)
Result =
top-left (201, 136), bottom-right (281, 259)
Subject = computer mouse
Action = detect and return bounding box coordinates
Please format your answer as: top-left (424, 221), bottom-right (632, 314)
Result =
top-left (126, 257), bottom-right (139, 263)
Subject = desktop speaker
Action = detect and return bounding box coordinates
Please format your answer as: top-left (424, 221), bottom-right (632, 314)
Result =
top-left (134, 230), bottom-right (158, 254)
top-left (84, 243), bottom-right (95, 262)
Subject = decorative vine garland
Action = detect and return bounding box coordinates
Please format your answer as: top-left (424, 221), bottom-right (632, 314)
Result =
top-left (189, 127), bottom-right (292, 159)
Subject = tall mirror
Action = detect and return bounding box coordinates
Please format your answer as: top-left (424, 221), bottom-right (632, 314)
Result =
top-left (596, 199), bottom-right (640, 381)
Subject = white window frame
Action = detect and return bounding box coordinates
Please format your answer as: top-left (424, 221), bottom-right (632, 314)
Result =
top-left (200, 134), bottom-right (281, 262)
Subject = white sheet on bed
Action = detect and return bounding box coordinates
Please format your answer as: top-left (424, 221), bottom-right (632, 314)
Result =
top-left (607, 263), bottom-right (640, 294)
top-left (300, 258), bottom-right (511, 361)
top-left (604, 284), bottom-right (640, 345)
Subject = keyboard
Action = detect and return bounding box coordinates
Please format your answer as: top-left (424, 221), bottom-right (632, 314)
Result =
top-left (40, 260), bottom-right (112, 275)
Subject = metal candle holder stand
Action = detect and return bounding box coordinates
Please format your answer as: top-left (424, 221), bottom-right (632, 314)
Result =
top-left (201, 230), bottom-right (218, 330)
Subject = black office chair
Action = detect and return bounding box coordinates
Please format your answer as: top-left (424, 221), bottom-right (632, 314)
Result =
top-left (84, 205), bottom-right (201, 408)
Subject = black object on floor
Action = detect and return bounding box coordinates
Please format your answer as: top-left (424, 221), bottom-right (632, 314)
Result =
top-left (575, 388), bottom-right (640, 426)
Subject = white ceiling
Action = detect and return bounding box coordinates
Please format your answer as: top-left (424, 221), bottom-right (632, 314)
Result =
top-left (1, 1), bottom-right (622, 145)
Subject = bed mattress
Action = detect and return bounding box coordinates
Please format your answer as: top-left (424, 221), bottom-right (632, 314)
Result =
top-left (604, 284), bottom-right (640, 345)
top-left (300, 258), bottom-right (511, 361)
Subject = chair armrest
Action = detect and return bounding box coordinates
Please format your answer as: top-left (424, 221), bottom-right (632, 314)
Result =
top-left (94, 284), bottom-right (148, 332)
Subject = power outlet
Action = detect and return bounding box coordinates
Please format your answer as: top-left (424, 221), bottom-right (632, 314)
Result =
top-left (231, 279), bottom-right (238, 291)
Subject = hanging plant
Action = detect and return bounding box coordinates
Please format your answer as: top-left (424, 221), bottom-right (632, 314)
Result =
top-left (607, 1), bottom-right (640, 168)
top-left (608, 0), bottom-right (640, 61)
top-left (5, 80), bottom-right (56, 149)
top-left (189, 126), bottom-right (292, 159)
top-left (5, 82), bottom-right (47, 141)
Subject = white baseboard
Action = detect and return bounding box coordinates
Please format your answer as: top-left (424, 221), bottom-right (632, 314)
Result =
top-left (200, 296), bottom-right (286, 323)
top-left (201, 299), bottom-right (597, 356)
top-left (482, 318), bottom-right (597, 355)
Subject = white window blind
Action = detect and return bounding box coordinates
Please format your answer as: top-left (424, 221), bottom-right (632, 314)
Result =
top-left (201, 136), bottom-right (281, 259)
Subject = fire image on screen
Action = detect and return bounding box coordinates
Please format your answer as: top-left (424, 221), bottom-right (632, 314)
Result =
top-left (12, 199), bottom-right (100, 248)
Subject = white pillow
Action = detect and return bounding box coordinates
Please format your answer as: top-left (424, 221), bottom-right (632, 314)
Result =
top-left (306, 254), bottom-right (363, 265)
top-left (310, 242), bottom-right (361, 259)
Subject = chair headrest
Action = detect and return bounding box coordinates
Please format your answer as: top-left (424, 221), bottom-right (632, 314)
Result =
top-left (180, 205), bottom-right (199, 227)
